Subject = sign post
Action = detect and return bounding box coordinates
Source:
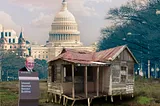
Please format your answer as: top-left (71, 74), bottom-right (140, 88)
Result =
top-left (18, 71), bottom-right (40, 106)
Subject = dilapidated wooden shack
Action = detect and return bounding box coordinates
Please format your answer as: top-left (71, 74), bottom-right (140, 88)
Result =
top-left (47, 45), bottom-right (138, 106)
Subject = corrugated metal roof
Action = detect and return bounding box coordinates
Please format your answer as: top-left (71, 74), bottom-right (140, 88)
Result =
top-left (49, 49), bottom-right (93, 63)
top-left (49, 45), bottom-right (138, 64)
top-left (93, 45), bottom-right (125, 62)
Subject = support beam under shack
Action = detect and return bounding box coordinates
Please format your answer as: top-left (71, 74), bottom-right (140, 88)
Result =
top-left (97, 66), bottom-right (99, 96)
top-left (84, 66), bottom-right (88, 97)
top-left (72, 64), bottom-right (75, 98)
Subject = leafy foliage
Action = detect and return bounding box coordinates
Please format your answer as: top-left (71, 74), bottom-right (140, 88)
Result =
top-left (34, 59), bottom-right (48, 79)
top-left (98, 0), bottom-right (160, 75)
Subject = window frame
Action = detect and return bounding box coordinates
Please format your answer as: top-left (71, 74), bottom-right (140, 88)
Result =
top-left (120, 65), bottom-right (128, 83)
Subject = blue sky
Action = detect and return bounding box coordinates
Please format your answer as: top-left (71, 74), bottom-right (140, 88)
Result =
top-left (0, 0), bottom-right (133, 45)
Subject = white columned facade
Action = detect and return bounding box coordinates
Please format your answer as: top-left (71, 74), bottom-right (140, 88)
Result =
top-left (48, 0), bottom-right (81, 46)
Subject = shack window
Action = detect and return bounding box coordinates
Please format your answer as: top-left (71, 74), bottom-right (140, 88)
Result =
top-left (120, 66), bottom-right (127, 83)
top-left (128, 62), bottom-right (134, 82)
top-left (112, 65), bottom-right (120, 83)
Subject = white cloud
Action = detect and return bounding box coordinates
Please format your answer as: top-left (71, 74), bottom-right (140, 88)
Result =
top-left (9, 0), bottom-right (100, 16)
top-left (29, 0), bottom-right (100, 28)
top-left (7, 0), bottom-right (131, 45)
top-left (30, 13), bottom-right (54, 28)
top-left (0, 11), bottom-right (20, 31)
top-left (68, 0), bottom-right (99, 17)
top-left (10, 0), bottom-right (61, 12)
top-left (26, 4), bottom-right (44, 12)
top-left (88, 0), bottom-right (112, 3)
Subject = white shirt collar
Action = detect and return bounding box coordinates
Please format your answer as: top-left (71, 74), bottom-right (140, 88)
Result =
top-left (26, 67), bottom-right (32, 72)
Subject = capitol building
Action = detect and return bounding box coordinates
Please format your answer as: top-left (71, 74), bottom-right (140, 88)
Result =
top-left (0, 0), bottom-right (96, 60)
top-left (30, 0), bottom-right (96, 60)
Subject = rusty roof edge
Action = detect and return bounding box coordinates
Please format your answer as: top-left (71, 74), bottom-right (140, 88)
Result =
top-left (126, 46), bottom-right (139, 64)
top-left (111, 45), bottom-right (138, 64)
top-left (111, 45), bottom-right (126, 61)
top-left (47, 54), bottom-right (64, 63)
top-left (48, 45), bottom-right (138, 64)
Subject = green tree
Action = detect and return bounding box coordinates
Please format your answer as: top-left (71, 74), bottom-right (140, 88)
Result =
top-left (98, 0), bottom-right (160, 75)
top-left (34, 59), bottom-right (48, 79)
top-left (1, 52), bottom-right (25, 81)
top-left (1, 52), bottom-right (48, 81)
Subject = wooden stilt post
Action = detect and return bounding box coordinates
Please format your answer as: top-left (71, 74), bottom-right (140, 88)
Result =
top-left (105, 96), bottom-right (107, 101)
top-left (132, 94), bottom-right (134, 98)
top-left (51, 93), bottom-right (54, 103)
top-left (90, 98), bottom-right (93, 104)
top-left (111, 96), bottom-right (113, 102)
top-left (72, 64), bottom-right (75, 98)
top-left (63, 96), bottom-right (65, 105)
top-left (59, 95), bottom-right (62, 103)
top-left (85, 66), bottom-right (88, 97)
top-left (55, 94), bottom-right (57, 103)
top-left (96, 66), bottom-right (99, 96)
top-left (46, 92), bottom-right (49, 103)
top-left (71, 100), bottom-right (76, 106)
top-left (120, 94), bottom-right (122, 100)
top-left (88, 98), bottom-right (90, 106)
top-left (65, 99), bottom-right (68, 106)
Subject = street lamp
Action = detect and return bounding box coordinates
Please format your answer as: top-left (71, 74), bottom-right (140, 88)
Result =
top-left (156, 9), bottom-right (160, 15)
top-left (151, 68), bottom-right (154, 72)
top-left (151, 68), bottom-right (154, 78)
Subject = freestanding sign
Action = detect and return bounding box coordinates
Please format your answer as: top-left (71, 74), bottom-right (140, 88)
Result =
top-left (18, 71), bottom-right (40, 106)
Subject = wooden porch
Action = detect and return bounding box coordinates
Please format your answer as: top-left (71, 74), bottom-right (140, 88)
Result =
top-left (47, 64), bottom-right (109, 106)
top-left (47, 92), bottom-right (107, 106)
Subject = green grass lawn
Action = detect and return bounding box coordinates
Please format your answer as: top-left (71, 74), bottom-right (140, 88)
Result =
top-left (0, 81), bottom-right (18, 106)
top-left (0, 77), bottom-right (160, 106)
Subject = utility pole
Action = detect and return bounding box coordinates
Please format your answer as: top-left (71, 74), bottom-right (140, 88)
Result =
top-left (147, 44), bottom-right (150, 78)
top-left (7, 70), bottom-right (8, 81)
top-left (155, 64), bottom-right (157, 78)
top-left (148, 60), bottom-right (150, 78)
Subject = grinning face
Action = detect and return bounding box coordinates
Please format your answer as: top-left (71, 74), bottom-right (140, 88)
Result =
top-left (25, 57), bottom-right (34, 70)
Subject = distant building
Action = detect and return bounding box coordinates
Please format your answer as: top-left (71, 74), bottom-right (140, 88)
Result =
top-left (0, 25), bottom-right (30, 56)
top-left (30, 0), bottom-right (96, 60)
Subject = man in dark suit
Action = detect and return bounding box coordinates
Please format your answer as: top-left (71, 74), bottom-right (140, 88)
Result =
top-left (19, 56), bottom-right (35, 72)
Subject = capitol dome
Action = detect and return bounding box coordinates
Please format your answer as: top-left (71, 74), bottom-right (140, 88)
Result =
top-left (53, 0), bottom-right (76, 22)
top-left (54, 9), bottom-right (76, 22)
top-left (49, 0), bottom-right (80, 44)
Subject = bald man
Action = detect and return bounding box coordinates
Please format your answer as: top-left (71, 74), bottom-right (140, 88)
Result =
top-left (19, 56), bottom-right (35, 72)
